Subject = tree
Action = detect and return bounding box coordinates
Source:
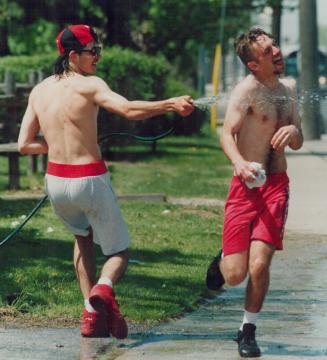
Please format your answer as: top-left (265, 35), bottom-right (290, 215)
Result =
top-left (0, 0), bottom-right (23, 55)
top-left (124, 0), bottom-right (253, 82)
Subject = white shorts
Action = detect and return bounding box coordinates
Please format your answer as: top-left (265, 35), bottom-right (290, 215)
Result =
top-left (45, 161), bottom-right (130, 256)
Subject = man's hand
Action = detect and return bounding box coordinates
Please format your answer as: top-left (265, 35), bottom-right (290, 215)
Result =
top-left (234, 160), bottom-right (259, 183)
top-left (270, 124), bottom-right (299, 151)
top-left (171, 96), bottom-right (194, 117)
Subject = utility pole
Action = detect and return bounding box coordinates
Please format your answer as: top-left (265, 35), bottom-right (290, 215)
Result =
top-left (271, 0), bottom-right (282, 45)
top-left (299, 0), bottom-right (321, 139)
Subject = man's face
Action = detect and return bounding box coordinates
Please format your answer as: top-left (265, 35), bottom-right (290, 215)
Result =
top-left (250, 35), bottom-right (284, 76)
top-left (74, 40), bottom-right (102, 75)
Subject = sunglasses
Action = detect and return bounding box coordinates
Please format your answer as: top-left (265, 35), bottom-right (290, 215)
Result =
top-left (80, 46), bottom-right (102, 56)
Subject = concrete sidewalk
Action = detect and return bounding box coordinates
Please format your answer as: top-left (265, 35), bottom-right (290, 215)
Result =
top-left (112, 136), bottom-right (327, 360)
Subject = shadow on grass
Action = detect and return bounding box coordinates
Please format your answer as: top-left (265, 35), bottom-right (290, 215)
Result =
top-left (0, 227), bottom-right (75, 304)
top-left (0, 199), bottom-right (207, 319)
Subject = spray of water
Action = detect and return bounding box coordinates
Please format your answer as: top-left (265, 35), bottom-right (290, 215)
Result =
top-left (194, 94), bottom-right (230, 109)
top-left (194, 89), bottom-right (326, 110)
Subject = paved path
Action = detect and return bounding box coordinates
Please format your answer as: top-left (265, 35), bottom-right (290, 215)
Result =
top-left (112, 136), bottom-right (327, 360)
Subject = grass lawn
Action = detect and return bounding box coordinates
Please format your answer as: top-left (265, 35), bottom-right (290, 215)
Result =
top-left (0, 125), bottom-right (232, 326)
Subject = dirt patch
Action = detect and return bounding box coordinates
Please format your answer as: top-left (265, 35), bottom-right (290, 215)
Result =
top-left (0, 310), bottom-right (78, 328)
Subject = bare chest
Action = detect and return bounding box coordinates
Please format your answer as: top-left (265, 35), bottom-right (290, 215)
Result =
top-left (250, 89), bottom-right (293, 129)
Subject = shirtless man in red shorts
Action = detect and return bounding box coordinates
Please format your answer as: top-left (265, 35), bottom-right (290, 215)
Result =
top-left (206, 27), bottom-right (303, 358)
top-left (18, 25), bottom-right (194, 339)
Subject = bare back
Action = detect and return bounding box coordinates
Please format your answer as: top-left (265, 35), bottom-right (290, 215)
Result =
top-left (31, 74), bottom-right (101, 164)
top-left (224, 74), bottom-right (300, 174)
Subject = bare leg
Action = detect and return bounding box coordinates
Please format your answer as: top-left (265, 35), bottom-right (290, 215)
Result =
top-left (220, 250), bottom-right (249, 286)
top-left (74, 229), bottom-right (96, 299)
top-left (101, 249), bottom-right (129, 285)
top-left (245, 240), bottom-right (275, 312)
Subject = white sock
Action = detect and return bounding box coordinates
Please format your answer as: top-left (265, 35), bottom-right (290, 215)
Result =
top-left (97, 276), bottom-right (113, 288)
top-left (84, 299), bottom-right (96, 313)
top-left (240, 310), bottom-right (258, 330)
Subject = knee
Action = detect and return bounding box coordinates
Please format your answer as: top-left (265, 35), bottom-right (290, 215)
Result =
top-left (249, 257), bottom-right (270, 281)
top-left (223, 265), bottom-right (247, 286)
top-left (108, 249), bottom-right (129, 266)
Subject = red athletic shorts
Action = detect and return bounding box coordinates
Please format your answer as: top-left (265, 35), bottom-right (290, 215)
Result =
top-left (222, 172), bottom-right (289, 256)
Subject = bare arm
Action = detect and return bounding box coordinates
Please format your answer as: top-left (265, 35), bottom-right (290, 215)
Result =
top-left (271, 80), bottom-right (303, 151)
top-left (221, 87), bottom-right (258, 182)
top-left (17, 89), bottom-right (48, 155)
top-left (92, 77), bottom-right (194, 120)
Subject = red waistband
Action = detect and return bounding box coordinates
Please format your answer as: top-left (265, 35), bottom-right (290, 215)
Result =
top-left (47, 161), bottom-right (108, 178)
top-left (232, 172), bottom-right (289, 185)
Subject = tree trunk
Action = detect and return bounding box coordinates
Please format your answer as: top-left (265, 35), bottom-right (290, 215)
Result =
top-left (300, 0), bottom-right (320, 139)
top-left (0, 25), bottom-right (10, 55)
top-left (271, 0), bottom-right (282, 45)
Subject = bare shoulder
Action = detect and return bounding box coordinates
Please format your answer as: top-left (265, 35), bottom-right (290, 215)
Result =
top-left (229, 75), bottom-right (256, 107)
top-left (28, 76), bottom-right (54, 100)
top-left (280, 77), bottom-right (297, 91)
top-left (232, 75), bottom-right (257, 97)
top-left (85, 75), bottom-right (110, 91)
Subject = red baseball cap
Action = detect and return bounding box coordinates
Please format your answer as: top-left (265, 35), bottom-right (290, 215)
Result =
top-left (56, 25), bottom-right (99, 55)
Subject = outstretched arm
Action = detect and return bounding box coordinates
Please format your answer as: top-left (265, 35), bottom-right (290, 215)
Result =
top-left (17, 90), bottom-right (48, 155)
top-left (92, 77), bottom-right (194, 120)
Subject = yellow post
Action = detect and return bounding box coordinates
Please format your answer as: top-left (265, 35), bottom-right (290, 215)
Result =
top-left (210, 44), bottom-right (221, 130)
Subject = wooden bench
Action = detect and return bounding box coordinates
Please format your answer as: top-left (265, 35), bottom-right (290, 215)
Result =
top-left (0, 71), bottom-right (45, 190)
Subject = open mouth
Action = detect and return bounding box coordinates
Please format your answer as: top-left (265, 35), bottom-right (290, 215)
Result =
top-left (273, 58), bottom-right (284, 65)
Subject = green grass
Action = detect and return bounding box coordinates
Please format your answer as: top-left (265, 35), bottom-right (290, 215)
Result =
top-left (0, 126), bottom-right (232, 326)
top-left (107, 128), bottom-right (231, 198)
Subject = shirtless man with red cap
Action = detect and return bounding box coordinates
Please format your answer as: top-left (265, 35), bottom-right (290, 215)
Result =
top-left (18, 24), bottom-right (194, 338)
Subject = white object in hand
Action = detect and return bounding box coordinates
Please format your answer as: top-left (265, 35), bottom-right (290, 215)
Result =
top-left (245, 162), bottom-right (266, 189)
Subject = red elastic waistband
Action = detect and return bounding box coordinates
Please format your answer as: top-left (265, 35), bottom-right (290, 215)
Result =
top-left (47, 161), bottom-right (108, 178)
top-left (232, 172), bottom-right (288, 185)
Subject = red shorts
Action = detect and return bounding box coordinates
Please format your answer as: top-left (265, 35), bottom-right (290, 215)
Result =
top-left (222, 172), bottom-right (289, 256)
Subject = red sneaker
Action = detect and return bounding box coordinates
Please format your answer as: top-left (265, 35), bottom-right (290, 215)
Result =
top-left (80, 309), bottom-right (109, 337)
top-left (89, 284), bottom-right (128, 339)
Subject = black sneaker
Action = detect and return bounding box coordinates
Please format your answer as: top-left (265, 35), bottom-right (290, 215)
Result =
top-left (235, 323), bottom-right (261, 358)
top-left (205, 249), bottom-right (225, 290)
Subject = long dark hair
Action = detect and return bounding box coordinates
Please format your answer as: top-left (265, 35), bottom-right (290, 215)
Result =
top-left (53, 53), bottom-right (71, 77)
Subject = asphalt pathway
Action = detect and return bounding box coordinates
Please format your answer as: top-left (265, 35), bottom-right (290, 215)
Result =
top-left (112, 136), bottom-right (327, 360)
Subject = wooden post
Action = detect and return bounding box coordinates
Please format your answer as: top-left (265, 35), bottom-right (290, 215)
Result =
top-left (5, 71), bottom-right (20, 190)
top-left (4, 71), bottom-right (15, 95)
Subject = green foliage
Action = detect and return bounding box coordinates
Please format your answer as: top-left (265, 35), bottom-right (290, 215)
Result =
top-left (0, 0), bottom-right (23, 23)
top-left (8, 19), bottom-right (58, 55)
top-left (129, 0), bottom-right (253, 79)
top-left (0, 53), bottom-right (54, 82)
top-left (97, 46), bottom-right (171, 100)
